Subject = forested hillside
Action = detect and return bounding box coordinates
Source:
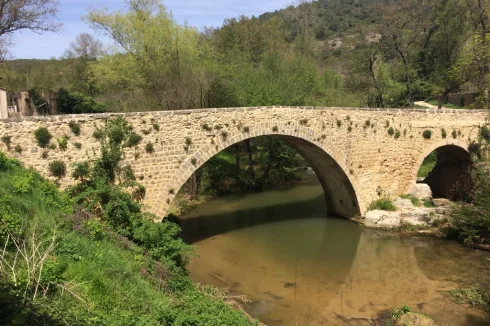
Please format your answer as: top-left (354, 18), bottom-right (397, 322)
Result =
top-left (1, 0), bottom-right (489, 112)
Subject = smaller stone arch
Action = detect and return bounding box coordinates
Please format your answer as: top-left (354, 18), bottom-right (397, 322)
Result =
top-left (152, 123), bottom-right (363, 219)
top-left (410, 140), bottom-right (472, 200)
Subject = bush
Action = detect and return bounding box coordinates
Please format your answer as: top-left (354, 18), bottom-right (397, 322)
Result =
top-left (72, 162), bottom-right (90, 180)
top-left (74, 142), bottom-right (82, 149)
top-left (57, 88), bottom-right (106, 114)
top-left (391, 304), bottom-right (411, 320)
top-left (450, 165), bottom-right (490, 245)
top-left (34, 127), bottom-right (53, 148)
top-left (1, 135), bottom-right (12, 151)
top-left (422, 130), bottom-right (432, 139)
top-left (49, 160), bottom-right (66, 178)
top-left (0, 151), bottom-right (7, 170)
top-left (394, 130), bottom-right (401, 139)
top-left (145, 142), bottom-right (154, 153)
top-left (57, 136), bottom-right (68, 151)
top-left (388, 127), bottom-right (395, 136)
top-left (125, 132), bottom-right (143, 148)
top-left (68, 121), bottom-right (81, 136)
top-left (14, 144), bottom-right (22, 153)
top-left (368, 198), bottom-right (397, 211)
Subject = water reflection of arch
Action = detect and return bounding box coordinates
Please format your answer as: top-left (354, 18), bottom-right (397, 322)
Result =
top-left (155, 124), bottom-right (362, 219)
top-left (179, 186), bottom-right (362, 325)
top-left (410, 140), bottom-right (471, 200)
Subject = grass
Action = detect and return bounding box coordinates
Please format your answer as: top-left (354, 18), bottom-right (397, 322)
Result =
top-left (0, 154), bottom-right (257, 325)
top-left (400, 194), bottom-right (420, 206)
top-left (368, 198), bottom-right (397, 211)
top-left (450, 287), bottom-right (490, 310)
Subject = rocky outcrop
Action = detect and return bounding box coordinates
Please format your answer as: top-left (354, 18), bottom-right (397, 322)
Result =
top-left (411, 183), bottom-right (433, 200)
top-left (362, 185), bottom-right (453, 229)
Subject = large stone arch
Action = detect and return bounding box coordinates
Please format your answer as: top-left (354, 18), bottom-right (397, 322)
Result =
top-left (153, 123), bottom-right (363, 219)
top-left (410, 140), bottom-right (472, 200)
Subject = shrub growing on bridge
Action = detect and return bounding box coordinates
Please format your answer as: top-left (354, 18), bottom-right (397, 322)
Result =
top-left (34, 127), bottom-right (53, 148)
top-left (49, 160), bottom-right (66, 178)
top-left (422, 130), bottom-right (432, 139)
top-left (368, 198), bottom-right (397, 211)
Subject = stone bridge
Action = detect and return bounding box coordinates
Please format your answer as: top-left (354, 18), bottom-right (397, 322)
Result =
top-left (0, 106), bottom-right (486, 219)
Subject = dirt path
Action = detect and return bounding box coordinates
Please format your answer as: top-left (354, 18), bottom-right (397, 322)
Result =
top-left (414, 101), bottom-right (438, 109)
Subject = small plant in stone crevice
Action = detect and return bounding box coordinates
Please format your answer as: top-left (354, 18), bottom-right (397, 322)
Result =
top-left (394, 129), bottom-right (401, 139)
top-left (404, 129), bottom-right (407, 137)
top-left (214, 124), bottom-right (223, 131)
top-left (142, 129), bottom-right (151, 136)
top-left (423, 130), bottom-right (432, 139)
top-left (34, 127), bottom-right (53, 148)
top-left (336, 120), bottom-right (342, 127)
top-left (183, 145), bottom-right (189, 153)
top-left (74, 142), bottom-right (82, 149)
top-left (169, 188), bottom-right (175, 195)
top-left (191, 157), bottom-right (197, 166)
top-left (14, 144), bottom-right (22, 153)
top-left (347, 126), bottom-right (352, 133)
top-left (272, 126), bottom-right (279, 132)
top-left (388, 127), bottom-right (395, 136)
top-left (145, 142), bottom-right (154, 154)
top-left (41, 150), bottom-right (49, 159)
top-left (185, 137), bottom-right (192, 146)
top-left (201, 123), bottom-right (212, 132)
top-left (92, 129), bottom-right (104, 140)
top-left (299, 119), bottom-right (308, 126)
top-left (152, 123), bottom-right (160, 131)
top-left (364, 119), bottom-right (371, 129)
top-left (49, 160), bottom-right (66, 178)
top-left (221, 131), bottom-right (228, 140)
top-left (125, 132), bottom-right (143, 147)
top-left (385, 120), bottom-right (390, 128)
top-left (68, 121), bottom-right (81, 136)
top-left (441, 128), bottom-right (447, 139)
top-left (2, 135), bottom-right (12, 150)
top-left (243, 126), bottom-right (250, 133)
top-left (58, 136), bottom-right (69, 151)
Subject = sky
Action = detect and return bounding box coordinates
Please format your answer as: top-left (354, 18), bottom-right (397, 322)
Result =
top-left (10, 0), bottom-right (296, 59)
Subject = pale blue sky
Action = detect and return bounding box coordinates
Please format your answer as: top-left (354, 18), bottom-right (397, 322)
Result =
top-left (10, 0), bottom-right (296, 59)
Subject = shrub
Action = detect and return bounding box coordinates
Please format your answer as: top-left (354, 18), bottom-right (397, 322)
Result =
top-left (93, 129), bottom-right (104, 140)
top-left (41, 150), bottom-right (49, 159)
top-left (153, 123), bottom-right (160, 131)
top-left (201, 123), bottom-right (212, 132)
top-left (365, 120), bottom-right (371, 127)
top-left (441, 128), bottom-right (447, 139)
top-left (49, 160), bottom-right (66, 178)
top-left (0, 151), bottom-right (7, 169)
top-left (58, 136), bottom-right (68, 151)
top-left (272, 126), bottom-right (279, 132)
top-left (145, 142), bottom-right (154, 153)
top-left (72, 162), bottom-right (90, 180)
top-left (125, 132), bottom-right (143, 147)
top-left (221, 131), bottom-right (228, 140)
top-left (480, 126), bottom-right (490, 142)
top-left (368, 198), bottom-right (397, 211)
top-left (422, 130), bottom-right (432, 139)
top-left (452, 130), bottom-right (458, 139)
top-left (450, 166), bottom-right (490, 245)
top-left (347, 126), bottom-right (352, 132)
top-left (74, 142), bottom-right (82, 149)
top-left (336, 120), bottom-right (342, 127)
top-left (1, 135), bottom-right (12, 150)
top-left (34, 127), bottom-right (53, 148)
top-left (394, 130), bottom-right (401, 139)
top-left (185, 137), bottom-right (192, 146)
top-left (191, 157), bottom-right (197, 166)
top-left (387, 127), bottom-right (395, 136)
top-left (391, 304), bottom-right (411, 320)
top-left (14, 144), bottom-right (22, 153)
top-left (57, 88), bottom-right (105, 114)
top-left (243, 126), bottom-right (250, 133)
top-left (68, 121), bottom-right (81, 136)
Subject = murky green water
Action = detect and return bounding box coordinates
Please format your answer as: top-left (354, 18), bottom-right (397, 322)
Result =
top-left (179, 173), bottom-right (490, 325)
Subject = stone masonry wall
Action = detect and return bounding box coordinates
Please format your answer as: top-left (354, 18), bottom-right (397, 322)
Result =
top-left (0, 106), bottom-right (486, 218)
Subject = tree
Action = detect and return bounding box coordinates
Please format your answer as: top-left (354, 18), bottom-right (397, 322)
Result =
top-left (87, 0), bottom-right (212, 111)
top-left (0, 0), bottom-right (61, 62)
top-left (63, 33), bottom-right (104, 59)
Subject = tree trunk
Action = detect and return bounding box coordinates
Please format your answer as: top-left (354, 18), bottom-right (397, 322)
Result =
top-left (245, 139), bottom-right (255, 181)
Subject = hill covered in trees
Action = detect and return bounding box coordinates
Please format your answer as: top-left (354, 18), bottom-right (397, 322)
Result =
top-left (0, 0), bottom-right (489, 112)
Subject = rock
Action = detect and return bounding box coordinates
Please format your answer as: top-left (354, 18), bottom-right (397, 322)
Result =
top-left (396, 313), bottom-right (438, 326)
top-left (410, 183), bottom-right (432, 200)
top-left (394, 198), bottom-right (414, 210)
top-left (364, 210), bottom-right (402, 228)
top-left (401, 208), bottom-right (431, 225)
top-left (432, 198), bottom-right (452, 208)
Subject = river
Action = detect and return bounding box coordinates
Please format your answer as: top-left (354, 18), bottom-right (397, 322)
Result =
top-left (178, 173), bottom-right (490, 325)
